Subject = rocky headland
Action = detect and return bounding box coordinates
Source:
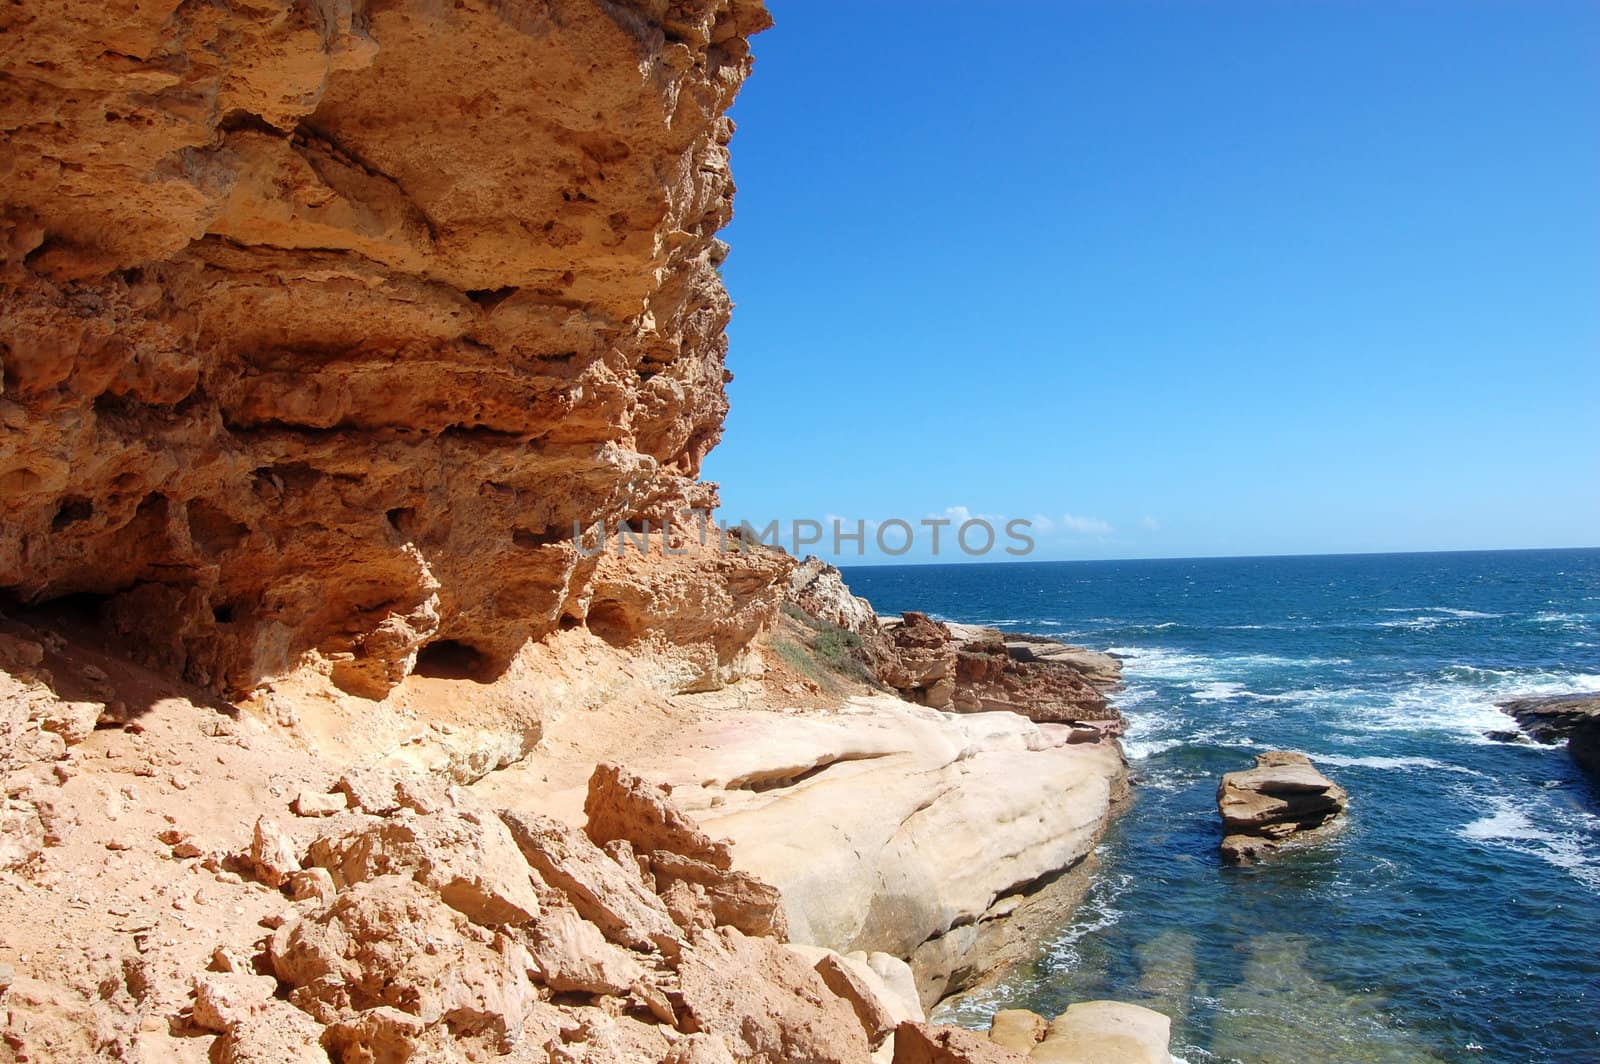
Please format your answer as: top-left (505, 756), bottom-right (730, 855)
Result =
top-left (1495, 693), bottom-right (1600, 778)
top-left (0, 3), bottom-right (1158, 1061)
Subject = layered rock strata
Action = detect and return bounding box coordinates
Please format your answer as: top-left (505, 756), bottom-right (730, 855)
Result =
top-left (1, 0), bottom-right (775, 699)
top-left (1496, 692), bottom-right (1600, 777)
top-left (1217, 751), bottom-right (1347, 864)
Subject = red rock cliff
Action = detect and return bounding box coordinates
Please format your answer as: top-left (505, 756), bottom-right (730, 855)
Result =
top-left (0, 0), bottom-right (772, 696)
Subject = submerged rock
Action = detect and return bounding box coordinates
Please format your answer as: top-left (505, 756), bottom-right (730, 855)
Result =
top-left (1217, 751), bottom-right (1347, 864)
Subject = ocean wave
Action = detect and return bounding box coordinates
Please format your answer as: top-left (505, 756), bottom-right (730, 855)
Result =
top-left (1457, 794), bottom-right (1600, 892)
top-left (1526, 611), bottom-right (1591, 628)
top-left (1380, 606), bottom-right (1501, 619)
top-left (1307, 752), bottom-right (1483, 776)
top-left (1124, 737), bottom-right (1183, 760)
top-left (1377, 616), bottom-right (1448, 630)
top-left (1107, 645), bottom-right (1352, 680)
top-left (1190, 681), bottom-right (1246, 702)
top-left (1113, 685), bottom-right (1159, 709)
top-left (1337, 668), bottom-right (1600, 740)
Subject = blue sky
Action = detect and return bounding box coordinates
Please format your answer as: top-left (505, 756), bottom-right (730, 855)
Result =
top-left (701, 0), bottom-right (1600, 563)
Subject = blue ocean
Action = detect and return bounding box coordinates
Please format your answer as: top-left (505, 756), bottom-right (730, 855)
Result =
top-left (841, 548), bottom-right (1600, 1064)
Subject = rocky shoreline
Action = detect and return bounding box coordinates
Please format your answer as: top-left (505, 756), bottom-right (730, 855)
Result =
top-left (0, 564), bottom-right (1154, 1061)
top-left (1493, 692), bottom-right (1600, 779)
top-left (0, 1), bottom-right (1170, 1059)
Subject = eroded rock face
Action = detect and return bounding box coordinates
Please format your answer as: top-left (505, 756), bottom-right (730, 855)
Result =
top-left (0, 0), bottom-right (772, 697)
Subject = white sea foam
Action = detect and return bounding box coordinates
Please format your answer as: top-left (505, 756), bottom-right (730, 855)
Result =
top-left (1528, 611), bottom-right (1588, 626)
top-left (1308, 752), bottom-right (1483, 776)
top-left (1106, 645), bottom-right (1349, 680)
top-left (1458, 794), bottom-right (1600, 892)
top-left (1124, 737), bottom-right (1183, 760)
top-left (1347, 669), bottom-right (1600, 740)
top-left (1379, 606), bottom-right (1500, 618)
top-left (1190, 681), bottom-right (1247, 702)
top-left (1377, 616), bottom-right (1447, 630)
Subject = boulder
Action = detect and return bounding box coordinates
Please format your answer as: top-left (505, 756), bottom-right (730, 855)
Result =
top-left (215, 1002), bottom-right (327, 1064)
top-left (585, 762), bottom-right (733, 870)
top-left (304, 810), bottom-right (539, 926)
top-left (268, 875), bottom-right (539, 1041)
top-left (673, 926), bottom-right (871, 1064)
top-left (334, 767), bottom-right (448, 816)
top-left (890, 1022), bottom-right (1027, 1063)
top-left (291, 790), bottom-right (348, 818)
top-left (782, 945), bottom-right (919, 1048)
top-left (191, 971), bottom-right (279, 1033)
top-left (648, 849), bottom-right (788, 940)
top-left (497, 807), bottom-right (679, 950)
top-left (1217, 751), bottom-right (1347, 864)
top-left (247, 816), bottom-right (301, 888)
top-left (878, 613), bottom-right (958, 709)
top-left (864, 952), bottom-right (926, 1024)
top-left (35, 700), bottom-right (103, 746)
top-left (321, 1006), bottom-right (432, 1064)
top-left (526, 902), bottom-right (647, 995)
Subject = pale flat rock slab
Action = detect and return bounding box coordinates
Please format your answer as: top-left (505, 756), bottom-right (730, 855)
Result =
top-left (641, 696), bottom-right (1124, 1002)
top-left (1029, 1001), bottom-right (1171, 1064)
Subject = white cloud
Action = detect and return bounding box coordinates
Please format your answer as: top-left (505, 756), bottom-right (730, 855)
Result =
top-left (1139, 515), bottom-right (1161, 531)
top-left (934, 505), bottom-right (1003, 525)
top-left (1059, 513), bottom-right (1114, 536)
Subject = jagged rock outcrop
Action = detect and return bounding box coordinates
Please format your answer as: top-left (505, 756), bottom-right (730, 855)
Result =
top-left (947, 625), bottom-right (1118, 726)
top-left (1217, 751), bottom-right (1347, 864)
top-left (879, 613), bottom-right (959, 708)
top-left (1, 0), bottom-right (774, 698)
top-left (875, 615), bottom-right (1121, 727)
top-left (1497, 692), bottom-right (1600, 777)
top-left (785, 558), bottom-right (885, 641)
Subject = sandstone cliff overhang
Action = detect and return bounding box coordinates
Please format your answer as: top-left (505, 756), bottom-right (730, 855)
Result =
top-left (1, 0), bottom-right (771, 697)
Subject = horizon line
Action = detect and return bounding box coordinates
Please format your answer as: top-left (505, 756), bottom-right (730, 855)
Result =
top-left (832, 543), bottom-right (1600, 570)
